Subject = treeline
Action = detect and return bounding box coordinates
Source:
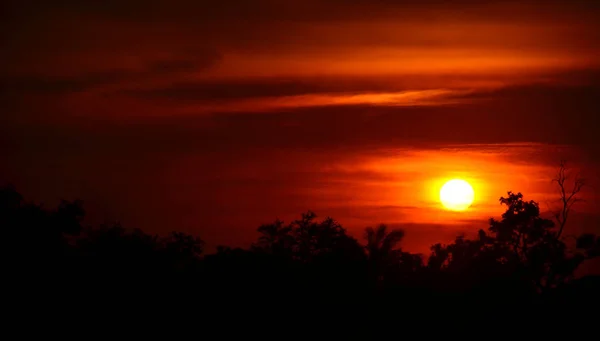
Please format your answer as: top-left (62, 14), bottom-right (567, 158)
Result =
top-left (2, 184), bottom-right (599, 317)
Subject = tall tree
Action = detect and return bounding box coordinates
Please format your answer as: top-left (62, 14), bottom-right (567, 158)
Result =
top-left (364, 224), bottom-right (405, 261)
top-left (364, 224), bottom-right (407, 284)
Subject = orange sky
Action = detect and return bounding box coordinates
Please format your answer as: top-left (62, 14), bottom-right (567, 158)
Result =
top-left (2, 0), bottom-right (600, 254)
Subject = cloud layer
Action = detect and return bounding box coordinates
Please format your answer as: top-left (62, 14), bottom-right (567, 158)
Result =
top-left (2, 0), bottom-right (600, 252)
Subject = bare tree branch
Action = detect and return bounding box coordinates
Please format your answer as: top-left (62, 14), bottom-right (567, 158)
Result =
top-left (552, 160), bottom-right (585, 239)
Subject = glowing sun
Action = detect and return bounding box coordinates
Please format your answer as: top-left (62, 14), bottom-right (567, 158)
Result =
top-left (440, 179), bottom-right (475, 211)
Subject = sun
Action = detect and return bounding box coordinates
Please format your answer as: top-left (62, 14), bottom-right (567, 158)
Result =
top-left (440, 179), bottom-right (475, 211)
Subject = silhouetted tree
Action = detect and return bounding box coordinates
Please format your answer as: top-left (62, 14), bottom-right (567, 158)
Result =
top-left (576, 233), bottom-right (600, 258)
top-left (76, 223), bottom-right (161, 279)
top-left (2, 175), bottom-right (599, 314)
top-left (161, 231), bottom-right (204, 271)
top-left (252, 218), bottom-right (294, 258)
top-left (1, 185), bottom-right (84, 276)
top-left (292, 212), bottom-right (364, 262)
top-left (552, 160), bottom-right (585, 239)
top-left (252, 211), bottom-right (365, 263)
top-left (364, 224), bottom-right (405, 263)
top-left (363, 224), bottom-right (421, 286)
top-left (428, 188), bottom-right (597, 299)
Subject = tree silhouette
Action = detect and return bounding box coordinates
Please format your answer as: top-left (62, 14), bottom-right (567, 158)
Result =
top-left (161, 231), bottom-right (204, 271)
top-left (292, 212), bottom-right (364, 262)
top-left (2, 165), bottom-right (599, 314)
top-left (253, 218), bottom-right (295, 258)
top-left (487, 192), bottom-right (571, 289)
top-left (552, 160), bottom-right (585, 239)
top-left (364, 224), bottom-right (405, 262)
top-left (252, 211), bottom-right (365, 263)
top-left (576, 233), bottom-right (600, 258)
top-left (363, 224), bottom-right (420, 286)
top-left (427, 189), bottom-right (598, 298)
top-left (1, 185), bottom-right (85, 277)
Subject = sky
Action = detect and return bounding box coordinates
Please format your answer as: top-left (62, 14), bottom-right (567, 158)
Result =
top-left (2, 0), bottom-right (600, 255)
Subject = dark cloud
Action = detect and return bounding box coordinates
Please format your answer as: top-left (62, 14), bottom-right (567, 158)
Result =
top-left (4, 71), bottom-right (127, 94)
top-left (118, 68), bottom-right (600, 102)
top-left (153, 82), bottom-right (598, 151)
top-left (2, 51), bottom-right (221, 95)
top-left (3, 0), bottom-right (599, 86)
top-left (6, 0), bottom-right (600, 23)
top-left (120, 77), bottom-right (409, 101)
top-left (3, 79), bottom-right (598, 163)
top-left (146, 60), bottom-right (197, 73)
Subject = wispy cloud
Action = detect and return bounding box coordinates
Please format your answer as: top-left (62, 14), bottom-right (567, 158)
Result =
top-left (172, 89), bottom-right (473, 114)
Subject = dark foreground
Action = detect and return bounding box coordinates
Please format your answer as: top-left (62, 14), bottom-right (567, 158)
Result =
top-left (3, 185), bottom-right (599, 324)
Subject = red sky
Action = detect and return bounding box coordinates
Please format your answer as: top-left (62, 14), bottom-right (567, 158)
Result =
top-left (2, 0), bottom-right (600, 255)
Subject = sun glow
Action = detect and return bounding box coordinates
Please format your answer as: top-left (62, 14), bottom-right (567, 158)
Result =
top-left (440, 179), bottom-right (475, 211)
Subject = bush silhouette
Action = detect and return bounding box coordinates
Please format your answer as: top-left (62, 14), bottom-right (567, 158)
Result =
top-left (1, 174), bottom-right (599, 315)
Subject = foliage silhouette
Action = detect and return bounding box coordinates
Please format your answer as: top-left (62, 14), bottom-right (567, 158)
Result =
top-left (2, 166), bottom-right (599, 316)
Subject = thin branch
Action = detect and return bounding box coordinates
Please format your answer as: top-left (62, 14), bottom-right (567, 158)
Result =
top-left (552, 161), bottom-right (585, 239)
